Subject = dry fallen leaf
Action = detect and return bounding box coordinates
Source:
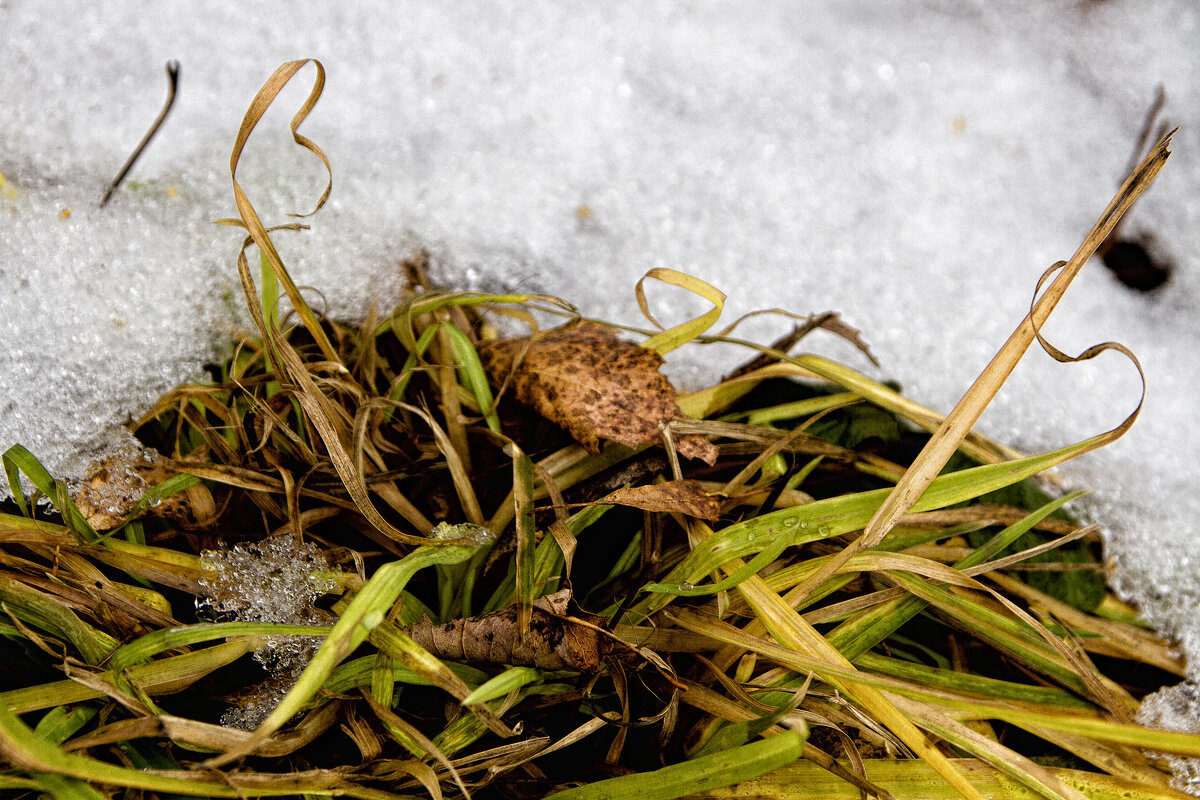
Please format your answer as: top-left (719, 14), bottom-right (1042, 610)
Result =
top-left (478, 321), bottom-right (717, 463)
top-left (74, 454), bottom-right (215, 530)
top-left (405, 590), bottom-right (619, 671)
top-left (597, 480), bottom-right (721, 521)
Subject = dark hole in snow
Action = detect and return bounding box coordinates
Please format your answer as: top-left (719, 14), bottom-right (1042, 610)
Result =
top-left (1101, 238), bottom-right (1171, 292)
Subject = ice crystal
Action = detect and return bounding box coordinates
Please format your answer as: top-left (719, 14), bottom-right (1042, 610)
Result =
top-left (1137, 680), bottom-right (1200, 795)
top-left (429, 521), bottom-right (496, 546)
top-left (198, 538), bottom-right (335, 729)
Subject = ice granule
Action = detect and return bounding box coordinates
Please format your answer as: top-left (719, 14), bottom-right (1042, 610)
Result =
top-left (216, 672), bottom-right (307, 734)
top-left (1137, 681), bottom-right (1200, 795)
top-left (197, 538), bottom-right (335, 729)
top-left (67, 444), bottom-right (161, 529)
top-left (429, 520), bottom-right (496, 546)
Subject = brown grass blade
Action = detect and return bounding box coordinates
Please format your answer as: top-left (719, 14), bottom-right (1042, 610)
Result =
top-left (786, 130), bottom-right (1173, 606)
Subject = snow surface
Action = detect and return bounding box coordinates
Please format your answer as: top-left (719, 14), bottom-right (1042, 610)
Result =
top-left (3, 0), bottom-right (1200, 743)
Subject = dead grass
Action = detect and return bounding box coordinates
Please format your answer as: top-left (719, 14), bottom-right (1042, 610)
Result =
top-left (0, 59), bottom-right (1193, 800)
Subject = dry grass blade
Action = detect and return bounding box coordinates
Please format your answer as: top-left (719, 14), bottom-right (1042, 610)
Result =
top-left (674, 521), bottom-right (989, 800)
top-left (1, 59), bottom-right (1187, 800)
top-left (272, 324), bottom-right (443, 544)
top-left (226, 58), bottom-right (339, 364)
top-left (788, 130), bottom-right (1173, 605)
top-left (99, 60), bottom-right (179, 208)
top-left (860, 130), bottom-right (1171, 548)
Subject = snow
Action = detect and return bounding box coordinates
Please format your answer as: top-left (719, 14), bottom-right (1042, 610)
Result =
top-left (197, 538), bottom-right (333, 730)
top-left (3, 0), bottom-right (1200, 747)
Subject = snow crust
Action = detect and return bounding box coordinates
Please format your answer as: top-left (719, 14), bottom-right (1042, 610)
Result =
top-left (3, 0), bottom-right (1200, 749)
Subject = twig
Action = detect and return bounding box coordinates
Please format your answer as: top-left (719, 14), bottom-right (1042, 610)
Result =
top-left (1099, 83), bottom-right (1168, 256)
top-left (99, 60), bottom-right (180, 208)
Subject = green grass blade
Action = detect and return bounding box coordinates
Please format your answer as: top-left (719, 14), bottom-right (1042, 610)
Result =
top-left (30, 773), bottom-right (109, 800)
top-left (485, 503), bottom-right (609, 613)
top-left (0, 574), bottom-right (117, 665)
top-left (634, 439), bottom-right (1097, 618)
top-left (721, 392), bottom-right (863, 426)
top-left (386, 321), bottom-right (439, 416)
top-left (544, 728), bottom-right (805, 800)
top-left (0, 641), bottom-right (256, 715)
top-left (642, 533), bottom-right (789, 597)
top-left (2, 444), bottom-right (100, 543)
top-left (33, 705), bottom-right (98, 747)
top-left (107, 621), bottom-right (332, 680)
top-left (202, 542), bottom-right (479, 767)
top-left (461, 666), bottom-right (542, 706)
top-left (441, 321), bottom-right (501, 433)
top-left (855, 653), bottom-right (1094, 709)
top-left (323, 653), bottom-right (488, 695)
top-left (827, 492), bottom-right (1085, 661)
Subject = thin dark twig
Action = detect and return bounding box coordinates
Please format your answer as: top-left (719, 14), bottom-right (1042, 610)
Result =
top-left (723, 319), bottom-right (826, 382)
top-left (1098, 83), bottom-right (1167, 258)
top-left (99, 60), bottom-right (180, 208)
top-left (1123, 83), bottom-right (1167, 180)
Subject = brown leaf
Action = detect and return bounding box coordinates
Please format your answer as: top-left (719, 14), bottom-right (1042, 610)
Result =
top-left (405, 590), bottom-right (618, 671)
top-left (478, 321), bottom-right (717, 463)
top-left (598, 480), bottom-right (720, 521)
top-left (74, 454), bottom-right (214, 530)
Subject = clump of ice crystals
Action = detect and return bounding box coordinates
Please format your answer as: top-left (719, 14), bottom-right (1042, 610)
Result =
top-left (1137, 681), bottom-right (1200, 795)
top-left (197, 537), bottom-right (335, 730)
top-left (429, 520), bottom-right (496, 546)
top-left (67, 445), bottom-right (161, 529)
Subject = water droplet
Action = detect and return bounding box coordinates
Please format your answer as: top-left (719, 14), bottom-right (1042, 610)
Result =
top-left (679, 581), bottom-right (694, 592)
top-left (746, 532), bottom-right (755, 542)
top-left (818, 524), bottom-right (832, 536)
top-left (799, 520), bottom-right (809, 529)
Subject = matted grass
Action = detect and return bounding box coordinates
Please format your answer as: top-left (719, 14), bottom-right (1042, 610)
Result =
top-left (0, 60), bottom-right (1193, 800)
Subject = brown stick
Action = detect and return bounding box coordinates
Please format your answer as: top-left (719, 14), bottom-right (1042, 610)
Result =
top-left (99, 61), bottom-right (179, 207)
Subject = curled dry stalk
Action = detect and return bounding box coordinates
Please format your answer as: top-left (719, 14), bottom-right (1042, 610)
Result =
top-left (785, 130), bottom-right (1171, 608)
top-left (0, 60), bottom-right (1195, 800)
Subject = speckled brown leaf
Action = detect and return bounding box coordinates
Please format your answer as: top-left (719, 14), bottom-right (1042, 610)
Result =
top-left (598, 480), bottom-right (720, 521)
top-left (478, 321), bottom-right (717, 463)
top-left (405, 590), bottom-right (618, 671)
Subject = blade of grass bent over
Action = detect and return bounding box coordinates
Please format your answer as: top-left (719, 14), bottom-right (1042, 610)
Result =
top-left (682, 521), bottom-right (989, 800)
top-left (202, 542), bottom-right (479, 768)
top-left (791, 130), bottom-right (1172, 604)
top-left (860, 132), bottom-right (1170, 548)
top-left (637, 268), bottom-right (726, 355)
top-left (827, 492), bottom-right (1083, 661)
top-left (634, 435), bottom-right (1100, 620)
top-left (227, 58), bottom-right (339, 364)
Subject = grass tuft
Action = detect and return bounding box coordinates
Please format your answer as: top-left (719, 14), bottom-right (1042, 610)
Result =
top-left (0, 60), bottom-right (1192, 800)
